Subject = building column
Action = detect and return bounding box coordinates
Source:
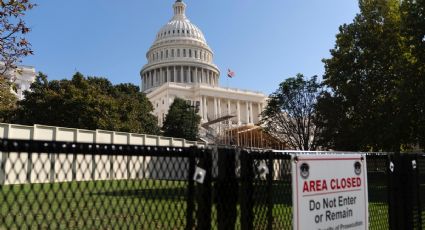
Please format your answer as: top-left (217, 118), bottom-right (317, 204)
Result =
top-left (151, 72), bottom-right (155, 86)
top-left (167, 67), bottom-right (170, 82)
top-left (203, 96), bottom-right (208, 121)
top-left (181, 66), bottom-right (184, 83)
top-left (227, 100), bottom-right (231, 125)
top-left (216, 73), bottom-right (219, 86)
top-left (142, 74), bottom-right (145, 91)
top-left (151, 70), bottom-right (155, 86)
top-left (154, 69), bottom-right (156, 86)
top-left (245, 101), bottom-right (249, 124)
top-left (249, 102), bottom-right (253, 124)
top-left (217, 98), bottom-right (221, 117)
top-left (173, 66), bottom-right (176, 82)
top-left (200, 96), bottom-right (204, 121)
top-left (213, 97), bottom-right (217, 119)
top-left (159, 68), bottom-right (163, 85)
top-left (148, 71), bottom-right (151, 87)
top-left (156, 69), bottom-right (159, 86)
top-left (195, 67), bottom-right (198, 83)
top-left (237, 101), bottom-right (241, 125)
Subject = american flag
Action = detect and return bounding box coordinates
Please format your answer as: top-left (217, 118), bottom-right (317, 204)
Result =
top-left (227, 69), bottom-right (235, 78)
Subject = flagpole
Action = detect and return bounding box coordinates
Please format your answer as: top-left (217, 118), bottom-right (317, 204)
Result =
top-left (226, 75), bottom-right (229, 88)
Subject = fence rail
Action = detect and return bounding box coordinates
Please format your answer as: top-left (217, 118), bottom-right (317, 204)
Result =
top-left (0, 138), bottom-right (424, 229)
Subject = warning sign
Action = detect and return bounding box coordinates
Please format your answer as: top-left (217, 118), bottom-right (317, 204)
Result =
top-left (292, 154), bottom-right (368, 230)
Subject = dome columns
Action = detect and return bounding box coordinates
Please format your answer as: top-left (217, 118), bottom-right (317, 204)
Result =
top-left (141, 66), bottom-right (219, 92)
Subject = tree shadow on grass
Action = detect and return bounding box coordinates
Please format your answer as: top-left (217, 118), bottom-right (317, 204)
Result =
top-left (90, 187), bottom-right (188, 201)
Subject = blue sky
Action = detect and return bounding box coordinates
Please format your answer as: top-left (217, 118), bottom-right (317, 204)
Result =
top-left (23, 1), bottom-right (359, 95)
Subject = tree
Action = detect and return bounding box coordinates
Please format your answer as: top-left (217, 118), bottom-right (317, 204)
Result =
top-left (0, 0), bottom-right (35, 74)
top-left (162, 97), bottom-right (201, 141)
top-left (316, 0), bottom-right (425, 151)
top-left (261, 74), bottom-right (322, 150)
top-left (400, 0), bottom-right (425, 148)
top-left (0, 76), bottom-right (16, 122)
top-left (13, 72), bottom-right (160, 135)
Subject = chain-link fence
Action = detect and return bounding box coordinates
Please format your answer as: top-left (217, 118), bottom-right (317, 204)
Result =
top-left (0, 139), bottom-right (423, 229)
top-left (0, 139), bottom-right (211, 229)
top-left (419, 154), bottom-right (425, 229)
top-left (366, 154), bottom-right (391, 230)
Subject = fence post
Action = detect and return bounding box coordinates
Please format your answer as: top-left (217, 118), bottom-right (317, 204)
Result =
top-left (196, 148), bottom-right (212, 230)
top-left (186, 148), bottom-right (196, 230)
top-left (0, 151), bottom-right (6, 185)
top-left (26, 152), bottom-right (32, 183)
top-left (216, 148), bottom-right (237, 230)
top-left (389, 152), bottom-right (405, 230)
top-left (413, 153), bottom-right (422, 229)
top-left (266, 152), bottom-right (274, 230)
top-left (240, 150), bottom-right (254, 230)
top-left (402, 154), bottom-right (416, 229)
top-left (387, 154), bottom-right (397, 230)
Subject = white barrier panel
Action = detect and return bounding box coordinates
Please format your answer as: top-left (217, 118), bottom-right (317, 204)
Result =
top-left (5, 152), bottom-right (28, 184)
top-left (0, 123), bottom-right (206, 148)
top-left (30, 153), bottom-right (50, 183)
top-left (76, 154), bottom-right (92, 181)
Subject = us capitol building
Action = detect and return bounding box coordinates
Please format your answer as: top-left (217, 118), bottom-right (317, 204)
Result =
top-left (141, 0), bottom-right (267, 141)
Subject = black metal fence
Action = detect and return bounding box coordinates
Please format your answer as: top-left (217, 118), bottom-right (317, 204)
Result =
top-left (0, 139), bottom-right (424, 229)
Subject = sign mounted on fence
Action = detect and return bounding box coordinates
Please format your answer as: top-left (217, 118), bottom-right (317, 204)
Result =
top-left (292, 154), bottom-right (368, 230)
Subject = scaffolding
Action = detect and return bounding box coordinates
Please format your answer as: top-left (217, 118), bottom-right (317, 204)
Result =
top-left (200, 115), bottom-right (286, 150)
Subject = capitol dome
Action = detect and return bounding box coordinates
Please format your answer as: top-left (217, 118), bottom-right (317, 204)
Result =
top-left (141, 0), bottom-right (220, 93)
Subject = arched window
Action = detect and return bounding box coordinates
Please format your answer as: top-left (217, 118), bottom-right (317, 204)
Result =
top-left (189, 49), bottom-right (192, 57)
top-left (172, 49), bottom-right (175, 57)
top-left (183, 49), bottom-right (186, 57)
top-left (177, 49), bottom-right (180, 57)
top-left (195, 50), bottom-right (198, 59)
top-left (161, 51), bottom-right (163, 59)
top-left (166, 50), bottom-right (169, 58)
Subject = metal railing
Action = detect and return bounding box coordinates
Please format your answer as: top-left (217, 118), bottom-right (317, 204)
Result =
top-left (0, 139), bottom-right (423, 229)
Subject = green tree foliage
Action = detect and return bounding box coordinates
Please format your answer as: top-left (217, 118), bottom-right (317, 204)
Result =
top-left (0, 0), bottom-right (35, 73)
top-left (0, 77), bottom-right (16, 122)
top-left (13, 72), bottom-right (160, 134)
top-left (400, 0), bottom-right (425, 148)
top-left (261, 74), bottom-right (322, 150)
top-left (162, 98), bottom-right (201, 141)
top-left (316, 0), bottom-right (425, 151)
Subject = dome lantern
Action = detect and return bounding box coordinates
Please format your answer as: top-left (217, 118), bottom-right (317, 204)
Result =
top-left (173, 0), bottom-right (186, 20)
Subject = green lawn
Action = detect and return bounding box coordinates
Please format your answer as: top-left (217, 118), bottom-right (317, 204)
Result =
top-left (0, 180), bottom-right (188, 229)
top-left (0, 180), bottom-right (418, 230)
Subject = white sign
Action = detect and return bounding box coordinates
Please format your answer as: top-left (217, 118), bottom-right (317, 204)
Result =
top-left (292, 154), bottom-right (368, 230)
top-left (193, 166), bottom-right (206, 184)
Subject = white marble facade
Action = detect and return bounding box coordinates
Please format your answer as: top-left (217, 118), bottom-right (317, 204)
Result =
top-left (141, 0), bottom-right (267, 127)
top-left (1, 63), bottom-right (36, 100)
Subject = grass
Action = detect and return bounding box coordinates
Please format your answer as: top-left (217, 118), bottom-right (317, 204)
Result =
top-left (0, 180), bottom-right (420, 230)
top-left (0, 180), bottom-right (188, 229)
